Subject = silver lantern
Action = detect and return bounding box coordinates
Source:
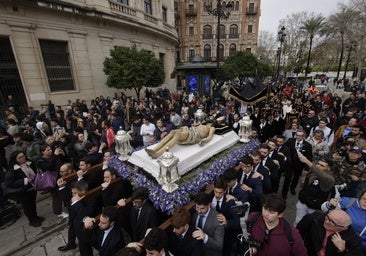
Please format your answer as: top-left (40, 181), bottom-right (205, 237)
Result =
top-left (157, 147), bottom-right (180, 193)
top-left (194, 109), bottom-right (206, 125)
top-left (115, 128), bottom-right (132, 161)
top-left (239, 115), bottom-right (252, 143)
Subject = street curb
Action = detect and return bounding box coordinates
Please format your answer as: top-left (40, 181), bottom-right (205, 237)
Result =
top-left (3, 219), bottom-right (68, 256)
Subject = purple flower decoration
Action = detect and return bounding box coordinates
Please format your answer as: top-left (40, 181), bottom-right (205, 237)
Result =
top-left (110, 139), bottom-right (258, 214)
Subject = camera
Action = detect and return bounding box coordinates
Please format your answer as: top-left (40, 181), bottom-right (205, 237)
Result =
top-left (237, 235), bottom-right (262, 255)
top-left (232, 202), bottom-right (250, 217)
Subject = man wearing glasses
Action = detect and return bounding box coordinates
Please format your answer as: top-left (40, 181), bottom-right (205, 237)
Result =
top-left (297, 209), bottom-right (364, 255)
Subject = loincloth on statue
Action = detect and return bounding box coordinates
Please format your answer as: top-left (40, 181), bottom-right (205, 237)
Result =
top-left (178, 127), bottom-right (202, 145)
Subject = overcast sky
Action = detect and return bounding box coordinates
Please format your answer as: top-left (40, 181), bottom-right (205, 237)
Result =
top-left (259, 0), bottom-right (345, 35)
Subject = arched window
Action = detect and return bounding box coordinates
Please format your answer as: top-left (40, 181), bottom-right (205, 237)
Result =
top-left (203, 25), bottom-right (212, 39)
top-left (219, 44), bottom-right (224, 61)
top-left (235, 1), bottom-right (239, 11)
top-left (229, 24), bottom-right (238, 37)
top-left (229, 43), bottom-right (236, 56)
top-left (204, 44), bottom-right (211, 61)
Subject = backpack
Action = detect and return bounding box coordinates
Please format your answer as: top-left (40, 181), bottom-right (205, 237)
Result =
top-left (247, 212), bottom-right (294, 247)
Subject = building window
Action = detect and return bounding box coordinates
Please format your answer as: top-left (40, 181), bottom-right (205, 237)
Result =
top-left (203, 25), bottom-right (212, 39)
top-left (229, 43), bottom-right (236, 55)
top-left (204, 44), bottom-right (211, 61)
top-left (117, 0), bottom-right (129, 4)
top-left (248, 3), bottom-right (255, 12)
top-left (219, 24), bottom-right (225, 38)
top-left (162, 6), bottom-right (167, 22)
top-left (188, 4), bottom-right (194, 13)
top-left (229, 24), bottom-right (238, 37)
top-left (159, 53), bottom-right (165, 71)
top-left (189, 49), bottom-right (195, 61)
top-left (235, 1), bottom-right (239, 11)
top-left (248, 25), bottom-right (253, 33)
top-left (39, 39), bottom-right (75, 92)
top-left (144, 0), bottom-right (152, 15)
top-left (219, 44), bottom-right (224, 61)
top-left (189, 26), bottom-right (194, 35)
top-left (246, 48), bottom-right (252, 52)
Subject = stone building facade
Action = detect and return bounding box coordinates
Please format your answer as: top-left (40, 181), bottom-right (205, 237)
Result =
top-left (0, 0), bottom-right (179, 108)
top-left (175, 0), bottom-right (261, 63)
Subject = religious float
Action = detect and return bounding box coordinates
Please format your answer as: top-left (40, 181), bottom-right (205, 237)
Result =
top-left (112, 112), bottom-right (258, 214)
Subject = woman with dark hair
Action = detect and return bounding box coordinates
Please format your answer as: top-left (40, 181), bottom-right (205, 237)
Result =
top-left (5, 151), bottom-right (43, 227)
top-left (37, 145), bottom-right (64, 217)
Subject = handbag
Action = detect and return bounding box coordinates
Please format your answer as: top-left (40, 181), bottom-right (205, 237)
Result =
top-left (34, 170), bottom-right (57, 191)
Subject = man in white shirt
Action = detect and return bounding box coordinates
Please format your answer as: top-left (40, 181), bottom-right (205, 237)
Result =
top-left (140, 117), bottom-right (156, 146)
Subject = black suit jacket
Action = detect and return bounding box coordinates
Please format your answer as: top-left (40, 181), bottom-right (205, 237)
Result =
top-left (101, 182), bottom-right (126, 207)
top-left (168, 226), bottom-right (203, 256)
top-left (91, 225), bottom-right (125, 256)
top-left (129, 201), bottom-right (159, 242)
top-left (285, 138), bottom-right (313, 170)
top-left (255, 164), bottom-right (272, 194)
top-left (237, 171), bottom-right (263, 212)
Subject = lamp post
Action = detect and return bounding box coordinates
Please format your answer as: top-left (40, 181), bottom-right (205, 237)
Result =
top-left (276, 26), bottom-right (286, 82)
top-left (343, 41), bottom-right (357, 83)
top-left (204, 0), bottom-right (233, 84)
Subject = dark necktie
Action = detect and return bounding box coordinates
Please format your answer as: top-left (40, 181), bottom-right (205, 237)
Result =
top-left (229, 187), bottom-right (234, 195)
top-left (243, 174), bottom-right (248, 183)
top-left (216, 201), bottom-right (221, 212)
top-left (197, 215), bottom-right (204, 229)
top-left (136, 208), bottom-right (141, 221)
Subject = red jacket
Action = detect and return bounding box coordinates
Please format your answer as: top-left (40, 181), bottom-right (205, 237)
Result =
top-left (248, 213), bottom-right (307, 256)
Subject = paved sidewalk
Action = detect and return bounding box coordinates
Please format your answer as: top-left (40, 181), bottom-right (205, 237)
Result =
top-left (0, 192), bottom-right (71, 256)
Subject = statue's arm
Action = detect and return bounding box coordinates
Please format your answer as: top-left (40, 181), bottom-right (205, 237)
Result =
top-left (199, 126), bottom-right (215, 146)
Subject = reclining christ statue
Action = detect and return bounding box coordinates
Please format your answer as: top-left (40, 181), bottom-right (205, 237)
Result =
top-left (145, 124), bottom-right (215, 159)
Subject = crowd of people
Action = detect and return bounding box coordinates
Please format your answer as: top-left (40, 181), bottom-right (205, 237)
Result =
top-left (0, 77), bottom-right (365, 255)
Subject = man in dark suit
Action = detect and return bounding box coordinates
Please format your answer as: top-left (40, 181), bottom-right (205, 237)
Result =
top-left (84, 206), bottom-right (125, 256)
top-left (250, 150), bottom-right (272, 194)
top-left (275, 135), bottom-right (292, 198)
top-left (119, 187), bottom-right (159, 242)
top-left (236, 156), bottom-right (263, 212)
top-left (266, 138), bottom-right (286, 193)
top-left (59, 180), bottom-right (93, 255)
top-left (271, 110), bottom-right (285, 137)
top-left (211, 177), bottom-right (242, 256)
top-left (223, 168), bottom-right (250, 205)
top-left (168, 208), bottom-right (203, 256)
top-left (259, 143), bottom-right (280, 193)
top-left (191, 192), bottom-right (224, 256)
top-left (283, 129), bottom-right (313, 197)
top-left (258, 116), bottom-right (272, 143)
top-left (101, 167), bottom-right (129, 207)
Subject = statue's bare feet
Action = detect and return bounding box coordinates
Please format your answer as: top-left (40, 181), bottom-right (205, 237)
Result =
top-left (145, 148), bottom-right (158, 159)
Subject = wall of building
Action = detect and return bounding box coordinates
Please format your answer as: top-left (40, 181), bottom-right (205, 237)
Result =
top-left (0, 0), bottom-right (179, 107)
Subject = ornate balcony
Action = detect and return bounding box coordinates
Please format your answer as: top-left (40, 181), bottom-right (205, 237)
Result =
top-left (246, 7), bottom-right (259, 15)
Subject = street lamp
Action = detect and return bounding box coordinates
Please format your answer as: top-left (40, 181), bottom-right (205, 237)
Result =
top-left (276, 26), bottom-right (286, 82)
top-left (343, 40), bottom-right (357, 83)
top-left (204, 0), bottom-right (233, 84)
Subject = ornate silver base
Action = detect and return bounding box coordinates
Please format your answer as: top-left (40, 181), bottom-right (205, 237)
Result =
top-left (162, 182), bottom-right (179, 193)
top-left (119, 154), bottom-right (129, 161)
